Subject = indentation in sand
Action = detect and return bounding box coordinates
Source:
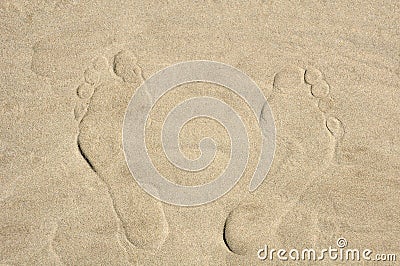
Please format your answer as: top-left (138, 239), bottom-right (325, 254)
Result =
top-left (76, 50), bottom-right (168, 250)
top-left (223, 65), bottom-right (341, 255)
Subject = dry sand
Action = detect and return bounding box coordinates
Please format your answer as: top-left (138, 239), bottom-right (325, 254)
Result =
top-left (1, 1), bottom-right (399, 265)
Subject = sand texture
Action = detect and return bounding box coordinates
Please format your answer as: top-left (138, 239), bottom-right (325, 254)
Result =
top-left (1, 1), bottom-right (399, 265)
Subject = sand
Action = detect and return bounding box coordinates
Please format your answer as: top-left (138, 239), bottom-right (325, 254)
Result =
top-left (1, 1), bottom-right (399, 265)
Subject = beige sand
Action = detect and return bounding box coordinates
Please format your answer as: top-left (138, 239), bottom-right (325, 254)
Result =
top-left (1, 1), bottom-right (399, 265)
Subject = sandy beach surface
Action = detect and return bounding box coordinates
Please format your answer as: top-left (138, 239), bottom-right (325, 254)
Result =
top-left (1, 1), bottom-right (399, 265)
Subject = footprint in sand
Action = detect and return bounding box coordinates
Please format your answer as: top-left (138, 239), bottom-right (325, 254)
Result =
top-left (75, 50), bottom-right (168, 250)
top-left (223, 65), bottom-right (345, 255)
